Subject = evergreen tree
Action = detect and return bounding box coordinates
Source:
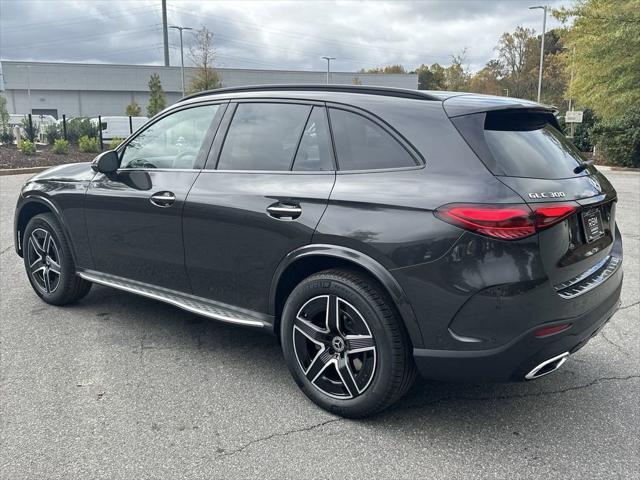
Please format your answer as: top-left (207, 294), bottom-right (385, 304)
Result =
top-left (147, 74), bottom-right (166, 117)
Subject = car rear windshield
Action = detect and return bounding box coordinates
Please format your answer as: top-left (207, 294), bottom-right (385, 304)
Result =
top-left (452, 109), bottom-right (589, 179)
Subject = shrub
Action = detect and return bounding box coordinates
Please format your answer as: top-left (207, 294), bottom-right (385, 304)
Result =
top-left (19, 140), bottom-right (36, 155)
top-left (126, 101), bottom-right (141, 116)
top-left (66, 118), bottom-right (98, 144)
top-left (109, 137), bottom-right (124, 150)
top-left (0, 130), bottom-right (14, 144)
top-left (20, 116), bottom-right (36, 142)
top-left (590, 111), bottom-right (640, 168)
top-left (44, 123), bottom-right (61, 144)
top-left (52, 138), bottom-right (70, 154)
top-left (78, 135), bottom-right (99, 153)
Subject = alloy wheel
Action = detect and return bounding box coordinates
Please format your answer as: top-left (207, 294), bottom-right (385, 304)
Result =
top-left (293, 294), bottom-right (377, 399)
top-left (27, 227), bottom-right (62, 294)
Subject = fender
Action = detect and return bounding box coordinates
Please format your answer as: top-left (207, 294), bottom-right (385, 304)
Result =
top-left (14, 195), bottom-right (79, 265)
top-left (270, 243), bottom-right (425, 348)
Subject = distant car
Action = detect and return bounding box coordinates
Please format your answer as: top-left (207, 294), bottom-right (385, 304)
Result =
top-left (92, 116), bottom-right (148, 140)
top-left (13, 85), bottom-right (623, 418)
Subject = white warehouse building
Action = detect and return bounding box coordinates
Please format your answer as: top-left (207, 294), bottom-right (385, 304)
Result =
top-left (1, 61), bottom-right (418, 119)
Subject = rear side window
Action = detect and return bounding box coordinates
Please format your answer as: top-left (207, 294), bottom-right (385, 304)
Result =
top-left (454, 110), bottom-right (588, 179)
top-left (292, 107), bottom-right (333, 171)
top-left (218, 103), bottom-right (310, 171)
top-left (329, 108), bottom-right (417, 171)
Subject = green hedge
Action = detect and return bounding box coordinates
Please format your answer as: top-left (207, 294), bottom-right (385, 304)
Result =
top-left (590, 111), bottom-right (640, 168)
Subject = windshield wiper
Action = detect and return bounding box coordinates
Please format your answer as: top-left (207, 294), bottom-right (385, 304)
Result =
top-left (574, 160), bottom-right (593, 174)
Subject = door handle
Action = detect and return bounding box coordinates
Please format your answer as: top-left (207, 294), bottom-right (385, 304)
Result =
top-left (267, 203), bottom-right (302, 219)
top-left (149, 191), bottom-right (176, 208)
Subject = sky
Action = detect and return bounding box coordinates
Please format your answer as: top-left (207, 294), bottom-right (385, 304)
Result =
top-left (0, 0), bottom-right (568, 73)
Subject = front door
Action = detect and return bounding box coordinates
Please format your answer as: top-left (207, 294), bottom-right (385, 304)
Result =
top-left (84, 103), bottom-right (225, 292)
top-left (183, 101), bottom-right (336, 313)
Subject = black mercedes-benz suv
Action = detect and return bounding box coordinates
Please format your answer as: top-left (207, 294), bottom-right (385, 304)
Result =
top-left (14, 85), bottom-right (623, 417)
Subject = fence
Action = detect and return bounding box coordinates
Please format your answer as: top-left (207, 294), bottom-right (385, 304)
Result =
top-left (6, 114), bottom-right (148, 152)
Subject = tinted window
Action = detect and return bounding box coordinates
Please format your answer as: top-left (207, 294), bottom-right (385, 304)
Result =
top-left (456, 110), bottom-right (589, 179)
top-left (329, 109), bottom-right (417, 171)
top-left (217, 103), bottom-right (311, 171)
top-left (292, 107), bottom-right (333, 171)
top-left (120, 105), bottom-right (218, 169)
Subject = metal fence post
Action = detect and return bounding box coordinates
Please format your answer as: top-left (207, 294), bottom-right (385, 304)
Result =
top-left (98, 115), bottom-right (104, 151)
top-left (129, 116), bottom-right (133, 135)
top-left (62, 114), bottom-right (67, 140)
top-left (27, 114), bottom-right (35, 142)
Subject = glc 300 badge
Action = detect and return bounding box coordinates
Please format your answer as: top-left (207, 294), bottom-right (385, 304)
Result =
top-left (528, 192), bottom-right (566, 199)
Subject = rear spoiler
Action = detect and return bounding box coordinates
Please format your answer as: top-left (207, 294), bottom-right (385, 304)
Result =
top-left (442, 93), bottom-right (557, 118)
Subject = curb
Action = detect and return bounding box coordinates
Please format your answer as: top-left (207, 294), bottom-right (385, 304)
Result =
top-left (0, 166), bottom-right (50, 176)
top-left (597, 165), bottom-right (640, 173)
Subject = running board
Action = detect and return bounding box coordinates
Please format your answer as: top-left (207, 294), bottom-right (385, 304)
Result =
top-left (77, 270), bottom-right (272, 329)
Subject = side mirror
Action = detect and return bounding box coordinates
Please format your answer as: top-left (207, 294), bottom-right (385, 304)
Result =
top-left (91, 150), bottom-right (120, 174)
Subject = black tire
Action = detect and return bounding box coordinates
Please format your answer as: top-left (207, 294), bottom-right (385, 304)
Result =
top-left (22, 213), bottom-right (92, 305)
top-left (280, 268), bottom-right (416, 418)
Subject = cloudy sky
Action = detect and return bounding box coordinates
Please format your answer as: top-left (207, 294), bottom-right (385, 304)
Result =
top-left (0, 0), bottom-right (568, 73)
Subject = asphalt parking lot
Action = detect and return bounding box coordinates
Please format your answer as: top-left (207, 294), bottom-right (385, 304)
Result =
top-left (1, 169), bottom-right (638, 479)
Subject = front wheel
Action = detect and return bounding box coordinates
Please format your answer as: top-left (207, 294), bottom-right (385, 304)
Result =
top-left (281, 269), bottom-right (416, 418)
top-left (23, 213), bottom-right (92, 305)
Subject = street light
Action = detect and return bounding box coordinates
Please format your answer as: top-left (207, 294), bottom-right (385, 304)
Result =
top-left (321, 56), bottom-right (335, 84)
top-left (529, 5), bottom-right (548, 103)
top-left (170, 25), bottom-right (194, 97)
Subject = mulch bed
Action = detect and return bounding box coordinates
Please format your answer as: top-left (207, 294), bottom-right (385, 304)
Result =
top-left (0, 144), bottom-right (97, 170)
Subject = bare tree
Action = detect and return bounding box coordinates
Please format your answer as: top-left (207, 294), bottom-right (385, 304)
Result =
top-left (187, 26), bottom-right (222, 94)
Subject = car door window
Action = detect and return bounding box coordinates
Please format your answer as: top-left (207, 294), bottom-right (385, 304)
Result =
top-left (120, 105), bottom-right (219, 170)
top-left (292, 106), bottom-right (334, 171)
top-left (329, 108), bottom-right (417, 170)
top-left (217, 103), bottom-right (311, 171)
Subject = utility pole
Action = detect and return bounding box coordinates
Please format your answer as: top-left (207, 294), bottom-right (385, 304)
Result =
top-left (530, 5), bottom-right (547, 103)
top-left (170, 25), bottom-right (194, 97)
top-left (568, 46), bottom-right (576, 138)
top-left (162, 0), bottom-right (170, 66)
top-left (321, 56), bottom-right (335, 84)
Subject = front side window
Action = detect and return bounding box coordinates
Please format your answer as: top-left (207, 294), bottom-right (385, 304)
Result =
top-left (217, 103), bottom-right (311, 171)
top-left (120, 105), bottom-right (219, 170)
top-left (329, 108), bottom-right (417, 171)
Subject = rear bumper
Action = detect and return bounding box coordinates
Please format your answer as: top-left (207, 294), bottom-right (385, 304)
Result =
top-left (412, 274), bottom-right (622, 382)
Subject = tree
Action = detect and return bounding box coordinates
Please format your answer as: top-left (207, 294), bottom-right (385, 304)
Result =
top-left (147, 73), bottom-right (166, 117)
top-left (0, 94), bottom-right (9, 132)
top-left (359, 65), bottom-right (407, 74)
top-left (444, 50), bottom-right (470, 91)
top-left (415, 63), bottom-right (446, 90)
top-left (126, 101), bottom-right (141, 116)
top-left (496, 26), bottom-right (537, 99)
top-left (468, 60), bottom-right (504, 95)
top-left (187, 26), bottom-right (222, 94)
top-left (555, 0), bottom-right (640, 120)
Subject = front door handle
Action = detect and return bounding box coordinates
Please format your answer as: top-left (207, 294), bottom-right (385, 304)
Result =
top-left (267, 203), bottom-right (302, 219)
top-left (149, 191), bottom-right (176, 208)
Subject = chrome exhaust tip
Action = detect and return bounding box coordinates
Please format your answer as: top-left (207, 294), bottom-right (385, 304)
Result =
top-left (525, 352), bottom-right (570, 380)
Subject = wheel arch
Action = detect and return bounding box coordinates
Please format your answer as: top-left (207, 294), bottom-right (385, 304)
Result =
top-left (15, 196), bottom-right (74, 262)
top-left (270, 244), bottom-right (425, 348)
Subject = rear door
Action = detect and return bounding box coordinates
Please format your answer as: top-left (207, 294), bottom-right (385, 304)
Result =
top-left (183, 100), bottom-right (336, 313)
top-left (451, 108), bottom-right (620, 290)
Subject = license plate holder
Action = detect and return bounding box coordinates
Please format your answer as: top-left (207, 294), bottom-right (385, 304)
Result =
top-left (581, 208), bottom-right (605, 243)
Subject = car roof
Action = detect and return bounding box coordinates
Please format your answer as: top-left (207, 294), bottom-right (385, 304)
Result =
top-left (177, 84), bottom-right (553, 117)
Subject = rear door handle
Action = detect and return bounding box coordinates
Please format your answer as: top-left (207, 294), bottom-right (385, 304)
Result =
top-left (149, 191), bottom-right (176, 208)
top-left (267, 203), bottom-right (302, 219)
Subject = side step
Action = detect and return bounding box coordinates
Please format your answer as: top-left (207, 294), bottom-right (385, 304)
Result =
top-left (78, 270), bottom-right (272, 329)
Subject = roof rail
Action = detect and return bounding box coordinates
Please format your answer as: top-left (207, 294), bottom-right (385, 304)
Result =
top-left (181, 84), bottom-right (440, 102)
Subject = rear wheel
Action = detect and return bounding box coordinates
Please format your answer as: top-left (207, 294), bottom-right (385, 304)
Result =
top-left (281, 269), bottom-right (416, 418)
top-left (23, 213), bottom-right (92, 305)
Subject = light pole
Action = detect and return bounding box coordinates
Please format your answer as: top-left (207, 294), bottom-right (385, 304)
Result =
top-left (530, 5), bottom-right (547, 103)
top-left (170, 25), bottom-right (194, 97)
top-left (321, 56), bottom-right (335, 84)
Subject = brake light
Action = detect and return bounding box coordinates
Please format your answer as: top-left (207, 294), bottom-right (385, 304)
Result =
top-left (435, 203), bottom-right (578, 240)
top-left (534, 323), bottom-right (572, 338)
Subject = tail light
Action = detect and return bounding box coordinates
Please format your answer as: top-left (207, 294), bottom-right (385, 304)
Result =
top-left (435, 202), bottom-right (578, 240)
